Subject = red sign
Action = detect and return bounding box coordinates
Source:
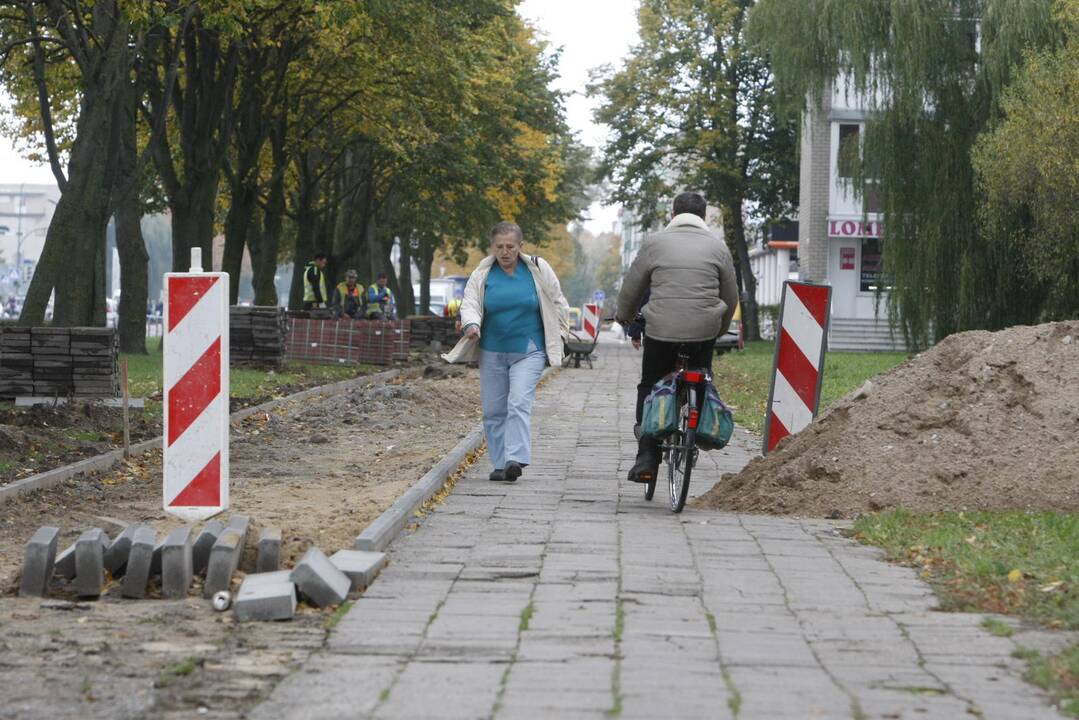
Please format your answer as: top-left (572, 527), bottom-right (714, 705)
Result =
top-left (828, 218), bottom-right (882, 238)
top-left (840, 247), bottom-right (856, 270)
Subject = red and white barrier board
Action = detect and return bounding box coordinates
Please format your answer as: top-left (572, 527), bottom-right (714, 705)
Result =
top-left (583, 303), bottom-right (600, 339)
top-left (163, 252), bottom-right (229, 520)
top-left (763, 281), bottom-right (831, 455)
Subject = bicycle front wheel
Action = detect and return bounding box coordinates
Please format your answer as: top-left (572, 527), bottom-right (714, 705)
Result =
top-left (668, 426), bottom-right (695, 513)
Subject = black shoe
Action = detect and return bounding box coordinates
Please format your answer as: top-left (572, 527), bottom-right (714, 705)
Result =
top-left (627, 436), bottom-right (660, 484)
top-left (489, 469), bottom-right (506, 482)
top-left (504, 462), bottom-right (523, 482)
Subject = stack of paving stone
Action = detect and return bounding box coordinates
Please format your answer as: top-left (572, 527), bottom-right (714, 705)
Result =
top-left (407, 317), bottom-right (462, 348)
top-left (0, 327), bottom-right (118, 399)
top-left (18, 518), bottom-right (385, 622)
top-left (230, 306), bottom-right (288, 366)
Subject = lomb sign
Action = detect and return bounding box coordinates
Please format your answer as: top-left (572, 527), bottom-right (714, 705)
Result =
top-left (763, 281), bottom-right (831, 454)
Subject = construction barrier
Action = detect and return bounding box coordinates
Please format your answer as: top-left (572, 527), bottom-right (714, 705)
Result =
top-left (763, 280), bottom-right (831, 455)
top-left (583, 303), bottom-right (600, 339)
top-left (163, 250), bottom-right (229, 521)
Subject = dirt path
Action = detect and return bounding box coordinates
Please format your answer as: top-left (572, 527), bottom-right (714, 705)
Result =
top-left (0, 365), bottom-right (481, 719)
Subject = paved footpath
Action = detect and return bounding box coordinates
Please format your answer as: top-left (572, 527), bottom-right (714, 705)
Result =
top-left (255, 339), bottom-right (1072, 720)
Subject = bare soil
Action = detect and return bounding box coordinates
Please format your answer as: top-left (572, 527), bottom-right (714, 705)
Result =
top-left (693, 321), bottom-right (1079, 518)
top-left (0, 364), bottom-right (481, 719)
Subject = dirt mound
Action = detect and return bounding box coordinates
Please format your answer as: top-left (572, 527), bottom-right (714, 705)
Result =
top-left (693, 321), bottom-right (1079, 518)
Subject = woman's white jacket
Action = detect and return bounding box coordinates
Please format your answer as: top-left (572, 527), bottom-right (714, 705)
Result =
top-left (442, 254), bottom-right (570, 366)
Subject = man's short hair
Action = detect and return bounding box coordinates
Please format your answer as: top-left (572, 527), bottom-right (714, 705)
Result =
top-left (376, 272), bottom-right (388, 280)
top-left (489, 221), bottom-right (524, 244)
top-left (313, 252), bottom-right (327, 261)
top-left (345, 269), bottom-right (358, 279)
top-left (672, 192), bottom-right (707, 220)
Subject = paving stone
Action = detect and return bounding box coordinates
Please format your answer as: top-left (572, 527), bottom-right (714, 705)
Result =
top-left (191, 520), bottom-right (225, 575)
top-left (329, 549), bottom-right (387, 592)
top-left (54, 541), bottom-right (77, 580)
top-left (256, 527), bottom-right (282, 573)
top-left (74, 528), bottom-right (109, 598)
top-left (103, 524), bottom-right (140, 577)
top-left (290, 547), bottom-right (350, 607)
top-left (19, 526), bottom-right (60, 597)
top-left (204, 529), bottom-right (245, 598)
top-left (121, 526), bottom-right (157, 599)
top-left (233, 570), bottom-right (296, 621)
top-left (160, 526), bottom-right (194, 599)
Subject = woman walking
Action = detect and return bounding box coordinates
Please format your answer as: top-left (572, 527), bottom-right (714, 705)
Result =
top-left (443, 222), bottom-right (569, 482)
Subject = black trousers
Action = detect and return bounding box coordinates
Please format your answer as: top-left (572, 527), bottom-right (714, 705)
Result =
top-left (635, 336), bottom-right (716, 424)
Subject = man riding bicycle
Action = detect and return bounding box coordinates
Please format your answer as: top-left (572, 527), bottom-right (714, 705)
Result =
top-left (615, 191), bottom-right (739, 485)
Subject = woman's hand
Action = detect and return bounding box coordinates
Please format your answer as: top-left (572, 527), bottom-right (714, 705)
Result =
top-left (464, 324), bottom-right (481, 340)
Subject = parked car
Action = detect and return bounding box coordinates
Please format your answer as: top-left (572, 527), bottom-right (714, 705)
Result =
top-left (715, 303), bottom-right (744, 354)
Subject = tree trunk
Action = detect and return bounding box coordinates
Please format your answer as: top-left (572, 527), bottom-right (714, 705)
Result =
top-left (418, 234), bottom-right (436, 315)
top-left (222, 184), bottom-right (255, 303)
top-left (722, 200), bottom-right (760, 341)
top-left (288, 155), bottom-right (316, 312)
top-left (114, 68), bottom-right (148, 353)
top-left (170, 177), bottom-right (218, 272)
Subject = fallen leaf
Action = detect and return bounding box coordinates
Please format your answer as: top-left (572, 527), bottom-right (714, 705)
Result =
top-left (1007, 569), bottom-right (1022, 583)
top-left (1038, 581), bottom-right (1064, 593)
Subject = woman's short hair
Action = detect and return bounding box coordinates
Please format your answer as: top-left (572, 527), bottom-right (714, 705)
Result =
top-left (489, 221), bottom-right (523, 244)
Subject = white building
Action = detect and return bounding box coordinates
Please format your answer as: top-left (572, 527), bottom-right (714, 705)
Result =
top-left (0, 183), bottom-right (59, 293)
top-left (795, 81), bottom-right (905, 351)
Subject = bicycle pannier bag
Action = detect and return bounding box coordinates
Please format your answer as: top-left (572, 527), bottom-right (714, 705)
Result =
top-left (696, 382), bottom-right (734, 449)
top-left (640, 373), bottom-right (678, 439)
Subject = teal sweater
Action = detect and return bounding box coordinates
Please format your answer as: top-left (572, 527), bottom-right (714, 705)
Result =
top-left (479, 260), bottom-right (545, 353)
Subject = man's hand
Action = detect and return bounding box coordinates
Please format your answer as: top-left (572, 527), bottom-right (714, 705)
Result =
top-left (631, 337), bottom-right (641, 350)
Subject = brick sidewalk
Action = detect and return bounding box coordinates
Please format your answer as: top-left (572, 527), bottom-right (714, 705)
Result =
top-left (254, 339), bottom-right (1070, 719)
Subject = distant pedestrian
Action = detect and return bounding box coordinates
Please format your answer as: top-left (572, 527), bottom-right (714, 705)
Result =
top-left (332, 269), bottom-right (364, 319)
top-left (366, 273), bottom-right (395, 320)
top-left (303, 253), bottom-right (329, 311)
top-left (443, 221), bottom-right (569, 482)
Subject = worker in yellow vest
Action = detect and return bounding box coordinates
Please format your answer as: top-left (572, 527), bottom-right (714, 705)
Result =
top-left (366, 273), bottom-right (396, 320)
top-left (331, 269), bottom-right (364, 319)
top-left (302, 253), bottom-right (328, 310)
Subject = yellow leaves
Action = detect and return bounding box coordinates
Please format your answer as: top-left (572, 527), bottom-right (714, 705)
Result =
top-left (1007, 569), bottom-right (1023, 583)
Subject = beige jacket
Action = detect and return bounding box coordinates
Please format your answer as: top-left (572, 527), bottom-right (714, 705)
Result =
top-left (616, 213), bottom-right (739, 343)
top-left (442, 254), bottom-right (570, 365)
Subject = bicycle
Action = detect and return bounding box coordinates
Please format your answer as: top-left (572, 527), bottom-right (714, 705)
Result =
top-left (642, 348), bottom-right (710, 513)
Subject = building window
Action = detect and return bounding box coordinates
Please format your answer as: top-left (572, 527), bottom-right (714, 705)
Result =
top-left (864, 183), bottom-right (882, 213)
top-left (837, 124), bottom-right (860, 179)
top-left (860, 237), bottom-right (883, 292)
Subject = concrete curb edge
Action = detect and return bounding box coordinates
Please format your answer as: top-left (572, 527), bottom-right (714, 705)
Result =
top-left (0, 368), bottom-right (401, 504)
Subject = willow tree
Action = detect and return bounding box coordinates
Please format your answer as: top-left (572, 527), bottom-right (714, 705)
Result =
top-left (591, 0), bottom-right (799, 341)
top-left (972, 0), bottom-right (1079, 319)
top-left (750, 0), bottom-right (1063, 348)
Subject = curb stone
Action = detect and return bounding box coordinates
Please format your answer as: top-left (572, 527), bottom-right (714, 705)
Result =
top-left (0, 368), bottom-right (400, 504)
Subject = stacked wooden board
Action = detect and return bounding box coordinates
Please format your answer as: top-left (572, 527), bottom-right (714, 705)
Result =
top-left (0, 327), bottom-right (119, 399)
top-left (407, 317), bottom-right (462, 348)
top-left (230, 306), bottom-right (288, 366)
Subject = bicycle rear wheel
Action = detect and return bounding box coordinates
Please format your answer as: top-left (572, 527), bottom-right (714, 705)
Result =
top-left (668, 424), bottom-right (695, 513)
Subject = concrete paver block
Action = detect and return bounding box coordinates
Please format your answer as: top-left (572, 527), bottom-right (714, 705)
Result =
top-left (121, 526), bottom-right (157, 599)
top-left (161, 527), bottom-right (194, 599)
top-left (54, 542), bottom-right (77, 580)
top-left (192, 520), bottom-right (225, 576)
top-left (329, 549), bottom-right (387, 592)
top-left (19, 526), bottom-right (60, 597)
top-left (256, 528), bottom-right (282, 573)
top-left (290, 547), bottom-right (350, 607)
top-left (204, 529), bottom-right (244, 598)
top-left (226, 513), bottom-right (251, 539)
top-left (233, 570), bottom-right (296, 621)
top-left (103, 524), bottom-right (139, 577)
top-left (75, 528), bottom-right (109, 598)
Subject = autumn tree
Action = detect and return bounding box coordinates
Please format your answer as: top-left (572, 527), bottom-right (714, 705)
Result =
top-left (592, 0), bottom-right (799, 341)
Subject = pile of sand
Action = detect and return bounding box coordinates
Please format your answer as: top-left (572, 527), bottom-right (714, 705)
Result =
top-left (693, 320), bottom-right (1079, 518)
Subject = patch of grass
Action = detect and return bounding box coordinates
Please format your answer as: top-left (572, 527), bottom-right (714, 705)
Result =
top-left (705, 611), bottom-right (717, 634)
top-left (66, 429), bottom-right (107, 443)
top-left (518, 601), bottom-right (535, 632)
top-left (724, 669), bottom-right (742, 716)
top-left (712, 340), bottom-right (907, 434)
top-left (1015, 644), bottom-right (1079, 717)
top-left (157, 655), bottom-right (202, 687)
top-left (613, 600), bottom-right (625, 643)
top-left (982, 617), bottom-right (1015, 637)
top-left (325, 600), bottom-right (353, 630)
top-left (378, 687), bottom-right (391, 702)
top-left (853, 509), bottom-right (1078, 629)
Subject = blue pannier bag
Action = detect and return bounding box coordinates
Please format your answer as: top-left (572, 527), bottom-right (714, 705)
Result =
top-left (640, 373), bottom-right (678, 439)
top-left (696, 382), bottom-right (734, 449)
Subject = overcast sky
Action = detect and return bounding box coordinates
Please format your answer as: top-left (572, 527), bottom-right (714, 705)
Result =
top-left (1, 2), bottom-right (640, 232)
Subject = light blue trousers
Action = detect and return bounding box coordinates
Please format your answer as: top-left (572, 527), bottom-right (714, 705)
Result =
top-left (479, 348), bottom-right (547, 469)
